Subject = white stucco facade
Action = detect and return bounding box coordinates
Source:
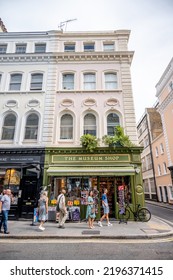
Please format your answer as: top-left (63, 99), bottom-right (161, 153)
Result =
top-left (0, 29), bottom-right (138, 148)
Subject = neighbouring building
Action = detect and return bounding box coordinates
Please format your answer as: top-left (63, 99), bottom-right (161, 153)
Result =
top-left (137, 58), bottom-right (173, 205)
top-left (155, 58), bottom-right (173, 204)
top-left (0, 26), bottom-right (145, 220)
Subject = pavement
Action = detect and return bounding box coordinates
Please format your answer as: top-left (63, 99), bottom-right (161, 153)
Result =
top-left (0, 200), bottom-right (173, 240)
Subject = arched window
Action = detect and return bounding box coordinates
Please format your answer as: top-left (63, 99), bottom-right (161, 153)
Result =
top-left (107, 113), bottom-right (120, 135)
top-left (105, 73), bottom-right (117, 89)
top-left (30, 73), bottom-right (43, 90)
top-left (9, 73), bottom-right (22, 90)
top-left (84, 113), bottom-right (96, 136)
top-left (1, 113), bottom-right (16, 140)
top-left (60, 114), bottom-right (73, 139)
top-left (24, 113), bottom-right (38, 140)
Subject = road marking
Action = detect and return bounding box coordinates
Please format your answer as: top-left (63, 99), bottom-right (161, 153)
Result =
top-left (0, 237), bottom-right (173, 244)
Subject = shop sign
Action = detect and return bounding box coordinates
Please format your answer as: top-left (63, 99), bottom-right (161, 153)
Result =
top-left (0, 156), bottom-right (40, 163)
top-left (74, 200), bottom-right (80, 206)
top-left (52, 154), bottom-right (130, 164)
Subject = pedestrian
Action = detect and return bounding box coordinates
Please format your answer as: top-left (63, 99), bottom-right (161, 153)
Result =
top-left (38, 191), bottom-right (48, 231)
top-left (98, 188), bottom-right (112, 227)
top-left (57, 189), bottom-right (68, 229)
top-left (0, 189), bottom-right (6, 201)
top-left (0, 189), bottom-right (11, 234)
top-left (86, 190), bottom-right (96, 229)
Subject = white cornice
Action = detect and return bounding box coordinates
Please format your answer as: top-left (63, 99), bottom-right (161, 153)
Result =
top-left (157, 90), bottom-right (173, 113)
top-left (0, 51), bottom-right (134, 64)
top-left (156, 58), bottom-right (173, 97)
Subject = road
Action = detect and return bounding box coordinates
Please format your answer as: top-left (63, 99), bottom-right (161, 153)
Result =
top-left (0, 237), bottom-right (173, 260)
top-left (146, 202), bottom-right (173, 224)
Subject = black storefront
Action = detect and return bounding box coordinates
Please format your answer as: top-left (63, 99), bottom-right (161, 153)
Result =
top-left (0, 148), bottom-right (45, 219)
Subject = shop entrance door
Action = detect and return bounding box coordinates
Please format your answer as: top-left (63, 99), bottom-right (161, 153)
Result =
top-left (19, 176), bottom-right (38, 219)
top-left (99, 177), bottom-right (115, 218)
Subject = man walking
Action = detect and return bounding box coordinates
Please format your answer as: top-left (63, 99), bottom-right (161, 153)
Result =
top-left (98, 188), bottom-right (112, 227)
top-left (57, 189), bottom-right (68, 229)
top-left (0, 189), bottom-right (11, 234)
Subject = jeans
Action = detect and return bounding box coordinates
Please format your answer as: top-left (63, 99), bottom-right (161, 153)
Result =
top-left (0, 210), bottom-right (9, 233)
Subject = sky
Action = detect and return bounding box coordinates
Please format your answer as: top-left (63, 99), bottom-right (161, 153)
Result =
top-left (0, 0), bottom-right (173, 122)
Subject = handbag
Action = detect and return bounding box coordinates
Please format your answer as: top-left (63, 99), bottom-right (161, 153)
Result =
top-left (56, 194), bottom-right (63, 212)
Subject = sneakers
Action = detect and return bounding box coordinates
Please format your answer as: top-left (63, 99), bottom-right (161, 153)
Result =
top-left (107, 222), bottom-right (112, 226)
top-left (39, 225), bottom-right (45, 231)
top-left (98, 221), bottom-right (103, 227)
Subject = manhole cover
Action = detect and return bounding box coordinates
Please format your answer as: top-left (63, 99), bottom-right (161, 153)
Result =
top-left (82, 230), bottom-right (100, 235)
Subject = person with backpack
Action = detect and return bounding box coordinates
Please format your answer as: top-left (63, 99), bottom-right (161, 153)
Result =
top-left (57, 189), bottom-right (68, 229)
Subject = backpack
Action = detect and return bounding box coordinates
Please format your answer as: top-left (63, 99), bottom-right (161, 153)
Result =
top-left (56, 194), bottom-right (63, 212)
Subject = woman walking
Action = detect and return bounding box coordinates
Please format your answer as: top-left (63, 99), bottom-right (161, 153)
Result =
top-left (38, 191), bottom-right (48, 231)
top-left (86, 190), bottom-right (96, 229)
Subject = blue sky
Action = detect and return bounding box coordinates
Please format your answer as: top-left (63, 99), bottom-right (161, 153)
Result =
top-left (1, 0), bottom-right (173, 121)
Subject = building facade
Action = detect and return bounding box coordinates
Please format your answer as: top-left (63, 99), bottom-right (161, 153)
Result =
top-left (155, 58), bottom-right (173, 204)
top-left (0, 27), bottom-right (145, 220)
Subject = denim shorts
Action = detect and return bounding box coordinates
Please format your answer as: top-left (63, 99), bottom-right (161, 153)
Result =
top-left (103, 205), bottom-right (109, 214)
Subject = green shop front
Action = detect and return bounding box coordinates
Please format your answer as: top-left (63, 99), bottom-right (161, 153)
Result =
top-left (43, 147), bottom-right (144, 221)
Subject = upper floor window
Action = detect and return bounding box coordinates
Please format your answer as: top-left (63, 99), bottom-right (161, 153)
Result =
top-left (146, 154), bottom-right (152, 170)
top-left (35, 43), bottom-right (46, 53)
top-left (84, 113), bottom-right (96, 136)
top-left (1, 113), bottom-right (16, 140)
top-left (84, 43), bottom-right (95, 52)
top-left (24, 113), bottom-right (38, 140)
top-left (107, 113), bottom-right (120, 136)
top-left (0, 44), bottom-right (7, 54)
top-left (105, 73), bottom-right (117, 89)
top-left (103, 43), bottom-right (114, 51)
top-left (64, 44), bottom-right (75, 52)
top-left (155, 146), bottom-right (159, 157)
top-left (160, 143), bottom-right (164, 154)
top-left (158, 164), bottom-right (161, 176)
top-left (143, 135), bottom-right (149, 148)
top-left (16, 44), bottom-right (26, 53)
top-left (83, 73), bottom-right (96, 90)
top-left (9, 74), bottom-right (22, 91)
top-left (0, 73), bottom-right (2, 84)
top-left (163, 162), bottom-right (167, 174)
top-left (62, 74), bottom-right (74, 90)
top-left (30, 73), bottom-right (43, 90)
top-left (60, 114), bottom-right (73, 139)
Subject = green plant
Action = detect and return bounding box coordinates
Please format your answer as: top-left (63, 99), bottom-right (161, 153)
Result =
top-left (102, 126), bottom-right (134, 147)
top-left (80, 134), bottom-right (100, 152)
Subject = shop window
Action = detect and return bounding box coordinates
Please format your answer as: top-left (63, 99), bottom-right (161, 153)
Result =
top-left (83, 113), bottom-right (96, 136)
top-left (105, 73), bottom-right (117, 89)
top-left (3, 169), bottom-right (21, 205)
top-left (62, 73), bottom-right (74, 90)
top-left (30, 73), bottom-right (43, 90)
top-left (24, 113), bottom-right (38, 140)
top-left (83, 73), bottom-right (96, 90)
top-left (1, 113), bottom-right (16, 140)
top-left (107, 113), bottom-right (120, 136)
top-left (9, 73), bottom-right (22, 91)
top-left (60, 114), bottom-right (73, 139)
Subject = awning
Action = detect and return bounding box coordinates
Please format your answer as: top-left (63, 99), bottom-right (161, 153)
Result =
top-left (46, 166), bottom-right (135, 176)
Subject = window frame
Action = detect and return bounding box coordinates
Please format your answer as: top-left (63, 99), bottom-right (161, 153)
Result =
top-left (103, 43), bottom-right (115, 52)
top-left (15, 44), bottom-right (27, 54)
top-left (107, 113), bottom-right (120, 136)
top-left (24, 113), bottom-right (39, 140)
top-left (0, 44), bottom-right (7, 54)
top-left (62, 73), bottom-right (74, 90)
top-left (30, 73), bottom-right (43, 91)
top-left (9, 73), bottom-right (22, 91)
top-left (64, 43), bottom-right (75, 52)
top-left (1, 113), bottom-right (16, 140)
top-left (104, 72), bottom-right (118, 89)
top-left (83, 43), bottom-right (95, 52)
top-left (83, 113), bottom-right (97, 136)
top-left (83, 73), bottom-right (96, 90)
top-left (34, 43), bottom-right (46, 53)
top-left (60, 114), bottom-right (73, 140)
